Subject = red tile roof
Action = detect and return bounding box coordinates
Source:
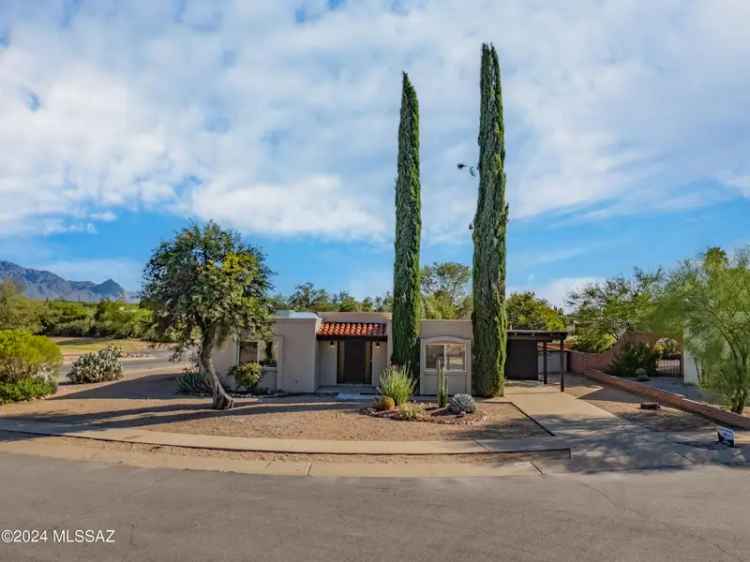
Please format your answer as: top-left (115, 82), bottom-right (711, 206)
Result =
top-left (317, 321), bottom-right (387, 338)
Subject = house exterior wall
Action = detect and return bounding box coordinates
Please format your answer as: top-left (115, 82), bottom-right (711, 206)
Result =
top-left (538, 350), bottom-right (567, 374)
top-left (274, 317), bottom-right (319, 393)
top-left (213, 336), bottom-right (237, 378)
top-left (419, 320), bottom-right (472, 395)
top-left (371, 342), bottom-right (388, 385)
top-left (318, 340), bottom-right (338, 386)
top-left (683, 348), bottom-right (700, 384)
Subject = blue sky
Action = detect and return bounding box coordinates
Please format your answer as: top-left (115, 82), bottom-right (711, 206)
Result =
top-left (1, 1), bottom-right (749, 306)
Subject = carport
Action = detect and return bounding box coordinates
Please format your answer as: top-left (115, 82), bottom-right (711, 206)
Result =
top-left (506, 330), bottom-right (568, 391)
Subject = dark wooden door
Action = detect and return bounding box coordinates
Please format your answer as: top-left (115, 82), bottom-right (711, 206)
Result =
top-left (505, 340), bottom-right (538, 380)
top-left (343, 341), bottom-right (367, 384)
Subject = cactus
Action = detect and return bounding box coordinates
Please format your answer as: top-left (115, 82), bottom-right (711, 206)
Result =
top-left (373, 396), bottom-right (396, 411)
top-left (436, 359), bottom-right (448, 408)
top-left (448, 393), bottom-right (477, 414)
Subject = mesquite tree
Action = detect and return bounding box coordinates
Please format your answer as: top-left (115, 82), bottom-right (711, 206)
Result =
top-left (392, 72), bottom-right (422, 370)
top-left (142, 222), bottom-right (272, 409)
top-left (472, 44), bottom-right (509, 397)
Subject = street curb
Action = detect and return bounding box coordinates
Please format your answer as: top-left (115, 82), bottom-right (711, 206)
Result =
top-left (0, 419), bottom-right (570, 456)
top-left (0, 438), bottom-right (545, 479)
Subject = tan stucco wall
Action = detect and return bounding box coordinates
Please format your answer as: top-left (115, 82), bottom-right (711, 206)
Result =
top-left (319, 311), bottom-right (390, 323)
top-left (420, 320), bottom-right (473, 340)
top-left (214, 336), bottom-right (237, 379)
top-left (371, 342), bottom-right (388, 385)
top-left (318, 340), bottom-right (338, 386)
top-left (274, 317), bottom-right (319, 393)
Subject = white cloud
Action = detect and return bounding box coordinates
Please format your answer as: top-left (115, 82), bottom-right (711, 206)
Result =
top-left (721, 174), bottom-right (750, 198)
top-left (191, 175), bottom-right (387, 239)
top-left (1, 1), bottom-right (749, 242)
top-left (514, 276), bottom-right (603, 310)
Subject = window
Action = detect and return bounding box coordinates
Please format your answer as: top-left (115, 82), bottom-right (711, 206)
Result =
top-left (239, 341), bottom-right (260, 363)
top-left (425, 342), bottom-right (466, 371)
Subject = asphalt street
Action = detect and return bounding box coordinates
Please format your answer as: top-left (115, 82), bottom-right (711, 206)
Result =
top-left (0, 451), bottom-right (748, 562)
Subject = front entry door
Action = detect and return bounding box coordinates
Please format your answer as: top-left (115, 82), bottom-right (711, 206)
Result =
top-left (342, 340), bottom-right (368, 384)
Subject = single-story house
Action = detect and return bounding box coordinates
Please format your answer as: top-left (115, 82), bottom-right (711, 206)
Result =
top-left (214, 311), bottom-right (566, 395)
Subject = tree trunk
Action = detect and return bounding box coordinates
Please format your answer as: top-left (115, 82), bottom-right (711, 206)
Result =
top-left (730, 390), bottom-right (746, 415)
top-left (199, 337), bottom-right (234, 410)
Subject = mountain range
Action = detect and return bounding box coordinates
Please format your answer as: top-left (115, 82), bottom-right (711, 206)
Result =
top-left (0, 260), bottom-right (129, 302)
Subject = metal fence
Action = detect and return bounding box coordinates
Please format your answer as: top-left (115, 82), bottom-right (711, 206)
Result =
top-left (656, 357), bottom-right (682, 377)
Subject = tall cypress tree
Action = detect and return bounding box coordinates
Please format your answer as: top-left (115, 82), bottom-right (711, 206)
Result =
top-left (472, 44), bottom-right (508, 397)
top-left (392, 72), bottom-right (422, 372)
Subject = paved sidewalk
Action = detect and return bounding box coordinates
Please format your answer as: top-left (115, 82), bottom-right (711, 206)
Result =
top-left (0, 418), bottom-right (568, 455)
top-left (0, 436), bottom-right (542, 479)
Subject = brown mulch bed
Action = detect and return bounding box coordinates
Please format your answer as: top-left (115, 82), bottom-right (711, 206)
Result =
top-left (362, 404), bottom-right (489, 426)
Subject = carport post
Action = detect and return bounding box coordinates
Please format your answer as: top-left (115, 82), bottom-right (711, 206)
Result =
top-left (560, 337), bottom-right (565, 392)
top-left (543, 341), bottom-right (548, 385)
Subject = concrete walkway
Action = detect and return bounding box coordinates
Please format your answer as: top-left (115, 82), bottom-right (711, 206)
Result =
top-left (499, 386), bottom-right (750, 471)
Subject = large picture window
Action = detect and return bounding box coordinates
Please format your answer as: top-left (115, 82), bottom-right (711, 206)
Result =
top-left (425, 342), bottom-right (466, 371)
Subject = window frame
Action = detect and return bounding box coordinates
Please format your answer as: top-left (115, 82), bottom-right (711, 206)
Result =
top-left (424, 341), bottom-right (467, 373)
top-left (238, 340), bottom-right (262, 364)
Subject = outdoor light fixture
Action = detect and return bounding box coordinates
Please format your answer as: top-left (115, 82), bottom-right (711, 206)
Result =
top-left (329, 340), bottom-right (335, 347)
top-left (375, 342), bottom-right (381, 348)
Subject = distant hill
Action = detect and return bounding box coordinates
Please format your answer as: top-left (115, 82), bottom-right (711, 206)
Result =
top-left (0, 261), bottom-right (128, 302)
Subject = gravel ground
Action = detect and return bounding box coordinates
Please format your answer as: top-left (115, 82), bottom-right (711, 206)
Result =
top-left (0, 371), bottom-right (547, 441)
top-left (146, 399), bottom-right (546, 441)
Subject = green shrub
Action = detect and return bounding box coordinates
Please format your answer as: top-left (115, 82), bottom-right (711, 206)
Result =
top-left (378, 366), bottom-right (416, 406)
top-left (0, 376), bottom-right (57, 404)
top-left (568, 332), bottom-right (616, 354)
top-left (373, 395), bottom-right (396, 411)
top-left (176, 370), bottom-right (213, 395)
top-left (68, 345), bottom-right (123, 384)
top-left (607, 342), bottom-right (659, 377)
top-left (229, 361), bottom-right (263, 391)
top-left (398, 402), bottom-right (424, 421)
top-left (654, 338), bottom-right (680, 359)
top-left (0, 330), bottom-right (62, 383)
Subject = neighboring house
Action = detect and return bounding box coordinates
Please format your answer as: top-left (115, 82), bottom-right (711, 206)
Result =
top-left (214, 310), bottom-right (566, 395)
